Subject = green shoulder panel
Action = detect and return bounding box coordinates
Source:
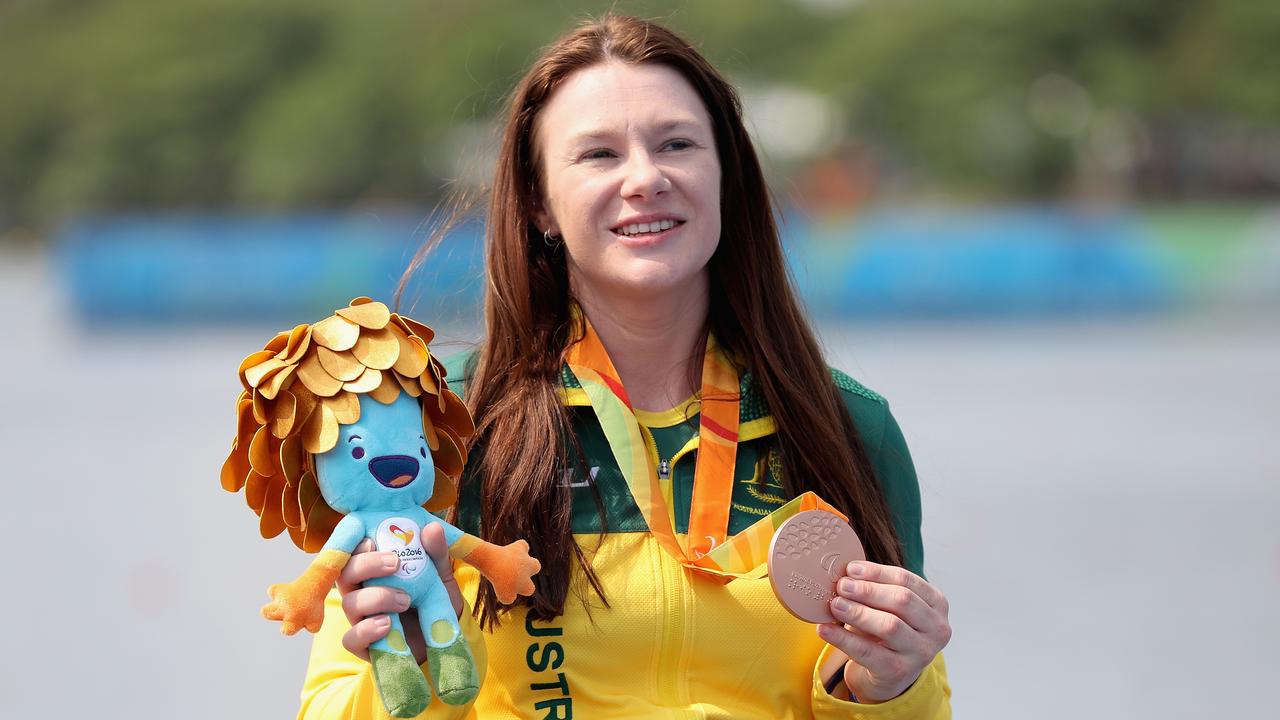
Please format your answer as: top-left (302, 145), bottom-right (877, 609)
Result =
top-left (563, 410), bottom-right (650, 533)
top-left (828, 370), bottom-right (926, 579)
top-left (831, 367), bottom-right (885, 404)
top-left (873, 406), bottom-right (926, 579)
top-left (736, 368), bottom-right (883, 425)
top-left (831, 370), bottom-right (888, 455)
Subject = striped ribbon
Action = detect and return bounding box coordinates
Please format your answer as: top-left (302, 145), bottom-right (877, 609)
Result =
top-left (565, 314), bottom-right (845, 581)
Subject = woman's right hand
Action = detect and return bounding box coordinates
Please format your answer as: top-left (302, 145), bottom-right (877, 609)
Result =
top-left (336, 524), bottom-right (463, 664)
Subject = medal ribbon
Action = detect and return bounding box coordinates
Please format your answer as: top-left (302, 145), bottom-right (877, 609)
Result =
top-left (565, 313), bottom-right (846, 581)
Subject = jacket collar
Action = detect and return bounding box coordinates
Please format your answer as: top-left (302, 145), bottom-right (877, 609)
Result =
top-left (557, 364), bottom-right (777, 442)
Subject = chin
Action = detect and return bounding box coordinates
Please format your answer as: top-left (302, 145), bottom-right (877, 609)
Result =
top-left (604, 260), bottom-right (709, 298)
top-left (570, 242), bottom-right (716, 301)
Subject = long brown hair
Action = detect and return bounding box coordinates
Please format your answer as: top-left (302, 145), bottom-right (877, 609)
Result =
top-left (402, 14), bottom-right (903, 627)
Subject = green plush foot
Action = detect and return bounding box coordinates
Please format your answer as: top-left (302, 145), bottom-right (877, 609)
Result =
top-left (371, 648), bottom-right (431, 718)
top-left (425, 621), bottom-right (479, 705)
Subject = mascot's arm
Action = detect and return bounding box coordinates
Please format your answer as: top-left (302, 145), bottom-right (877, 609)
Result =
top-left (263, 515), bottom-right (366, 635)
top-left (443, 524), bottom-right (541, 604)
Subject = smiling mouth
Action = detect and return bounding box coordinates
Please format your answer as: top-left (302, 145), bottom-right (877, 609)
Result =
top-left (368, 455), bottom-right (419, 489)
top-left (611, 219), bottom-right (684, 238)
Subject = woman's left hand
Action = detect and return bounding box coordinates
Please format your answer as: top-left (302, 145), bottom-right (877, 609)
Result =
top-left (818, 561), bottom-right (952, 704)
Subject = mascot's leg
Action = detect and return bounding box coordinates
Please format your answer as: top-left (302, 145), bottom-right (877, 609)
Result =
top-left (417, 582), bottom-right (479, 705)
top-left (369, 611), bottom-right (432, 718)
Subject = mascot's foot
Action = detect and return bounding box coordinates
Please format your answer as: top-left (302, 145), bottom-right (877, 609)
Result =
top-left (371, 649), bottom-right (431, 718)
top-left (426, 623), bottom-right (479, 706)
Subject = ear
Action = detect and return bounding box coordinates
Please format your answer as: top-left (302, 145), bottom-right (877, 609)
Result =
top-left (530, 196), bottom-right (558, 238)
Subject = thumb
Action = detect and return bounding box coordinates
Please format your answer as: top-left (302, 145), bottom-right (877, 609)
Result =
top-left (421, 522), bottom-right (464, 616)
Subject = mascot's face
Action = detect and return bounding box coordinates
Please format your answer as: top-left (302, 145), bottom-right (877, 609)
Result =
top-left (314, 393), bottom-right (435, 514)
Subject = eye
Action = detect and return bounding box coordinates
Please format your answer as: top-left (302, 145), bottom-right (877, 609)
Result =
top-left (419, 447), bottom-right (427, 459)
top-left (580, 148), bottom-right (616, 161)
top-left (662, 138), bottom-right (696, 152)
top-left (351, 446), bottom-right (365, 460)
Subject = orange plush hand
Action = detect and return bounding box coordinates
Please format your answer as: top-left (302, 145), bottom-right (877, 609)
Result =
top-left (261, 549), bottom-right (350, 635)
top-left (462, 539), bottom-right (541, 604)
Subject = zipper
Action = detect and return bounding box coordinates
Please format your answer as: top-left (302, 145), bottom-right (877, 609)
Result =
top-left (654, 529), bottom-right (689, 713)
top-left (661, 437), bottom-right (700, 538)
top-left (644, 430), bottom-right (699, 715)
top-left (668, 441), bottom-right (698, 474)
top-left (641, 426), bottom-right (677, 526)
top-left (635, 423), bottom-right (686, 713)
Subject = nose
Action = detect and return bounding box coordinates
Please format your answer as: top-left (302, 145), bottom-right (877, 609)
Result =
top-left (619, 151), bottom-right (670, 200)
top-left (368, 455), bottom-right (420, 489)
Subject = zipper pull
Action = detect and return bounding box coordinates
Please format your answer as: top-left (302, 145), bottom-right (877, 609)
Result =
top-left (658, 459), bottom-right (671, 480)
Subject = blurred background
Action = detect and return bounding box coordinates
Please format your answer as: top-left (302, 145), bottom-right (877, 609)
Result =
top-left (1, 0), bottom-right (1276, 717)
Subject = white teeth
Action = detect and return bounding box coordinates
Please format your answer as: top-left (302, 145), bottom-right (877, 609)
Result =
top-left (617, 219), bottom-right (678, 236)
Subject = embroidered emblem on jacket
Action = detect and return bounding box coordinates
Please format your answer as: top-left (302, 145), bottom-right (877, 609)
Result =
top-left (732, 449), bottom-right (785, 517)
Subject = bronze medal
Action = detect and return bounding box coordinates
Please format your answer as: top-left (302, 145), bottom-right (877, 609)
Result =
top-left (767, 509), bottom-right (866, 623)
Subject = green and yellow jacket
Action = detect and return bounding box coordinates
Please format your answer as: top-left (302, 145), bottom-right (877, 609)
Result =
top-left (299, 351), bottom-right (950, 719)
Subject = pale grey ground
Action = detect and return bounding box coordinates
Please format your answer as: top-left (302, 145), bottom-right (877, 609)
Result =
top-left (1, 247), bottom-right (1276, 719)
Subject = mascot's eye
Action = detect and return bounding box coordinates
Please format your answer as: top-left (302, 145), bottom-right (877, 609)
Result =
top-left (351, 447), bottom-right (366, 460)
top-left (419, 447), bottom-right (427, 459)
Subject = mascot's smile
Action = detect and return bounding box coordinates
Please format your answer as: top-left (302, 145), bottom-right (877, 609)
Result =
top-left (369, 455), bottom-right (419, 488)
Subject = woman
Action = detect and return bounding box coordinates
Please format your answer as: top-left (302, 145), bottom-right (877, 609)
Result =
top-left (302, 14), bottom-right (951, 719)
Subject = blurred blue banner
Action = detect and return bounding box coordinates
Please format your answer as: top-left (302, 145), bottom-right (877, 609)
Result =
top-left (56, 205), bottom-right (1277, 324)
top-left (791, 207), bottom-right (1172, 318)
top-left (58, 211), bottom-right (483, 324)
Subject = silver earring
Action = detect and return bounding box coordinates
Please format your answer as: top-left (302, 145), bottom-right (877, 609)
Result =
top-left (543, 228), bottom-right (561, 248)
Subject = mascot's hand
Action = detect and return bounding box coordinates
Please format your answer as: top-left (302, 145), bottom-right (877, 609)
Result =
top-left (261, 549), bottom-right (350, 634)
top-left (466, 539), bottom-right (542, 604)
top-left (498, 539), bottom-right (541, 601)
top-left (262, 581), bottom-right (328, 635)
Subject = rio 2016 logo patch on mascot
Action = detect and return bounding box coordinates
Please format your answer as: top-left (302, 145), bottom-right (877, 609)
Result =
top-left (221, 297), bottom-right (541, 718)
top-left (377, 518), bottom-right (428, 579)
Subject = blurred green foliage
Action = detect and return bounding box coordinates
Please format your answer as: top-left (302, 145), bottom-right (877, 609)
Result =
top-left (1, 0), bottom-right (1275, 230)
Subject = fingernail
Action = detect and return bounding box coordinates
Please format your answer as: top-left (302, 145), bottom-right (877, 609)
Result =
top-left (838, 578), bottom-right (856, 595)
top-left (848, 562), bottom-right (865, 576)
top-left (817, 624), bottom-right (834, 640)
top-left (374, 615), bottom-right (390, 629)
top-left (396, 591), bottom-right (411, 609)
top-left (832, 597), bottom-right (851, 613)
top-left (383, 554), bottom-right (398, 570)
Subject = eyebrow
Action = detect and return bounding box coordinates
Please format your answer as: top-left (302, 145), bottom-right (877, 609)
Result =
top-left (347, 435), bottom-right (362, 443)
top-left (565, 118), bottom-right (705, 147)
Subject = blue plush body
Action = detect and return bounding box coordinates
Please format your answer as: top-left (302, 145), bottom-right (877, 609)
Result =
top-left (315, 393), bottom-right (468, 656)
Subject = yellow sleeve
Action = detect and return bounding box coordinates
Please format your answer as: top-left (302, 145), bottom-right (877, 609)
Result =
top-left (298, 585), bottom-right (488, 720)
top-left (811, 651), bottom-right (951, 720)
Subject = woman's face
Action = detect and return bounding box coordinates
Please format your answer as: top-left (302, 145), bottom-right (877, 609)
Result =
top-left (533, 61), bottom-right (722, 301)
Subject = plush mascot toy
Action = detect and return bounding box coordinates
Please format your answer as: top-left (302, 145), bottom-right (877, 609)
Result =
top-left (221, 297), bottom-right (540, 718)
